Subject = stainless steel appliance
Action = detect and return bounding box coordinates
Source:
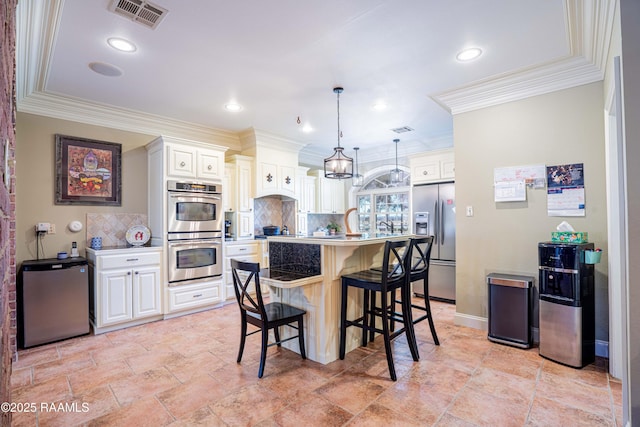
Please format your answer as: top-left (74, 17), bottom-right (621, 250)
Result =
top-left (18, 257), bottom-right (90, 348)
top-left (167, 180), bottom-right (223, 236)
top-left (412, 182), bottom-right (455, 302)
top-left (538, 242), bottom-right (595, 368)
top-left (167, 233), bottom-right (223, 285)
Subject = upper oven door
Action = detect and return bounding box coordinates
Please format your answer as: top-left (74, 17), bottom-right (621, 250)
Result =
top-left (167, 192), bottom-right (222, 234)
top-left (168, 239), bottom-right (223, 284)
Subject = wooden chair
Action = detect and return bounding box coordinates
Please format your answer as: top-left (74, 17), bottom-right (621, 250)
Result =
top-left (339, 239), bottom-right (418, 381)
top-left (388, 236), bottom-right (440, 345)
top-left (231, 259), bottom-right (306, 378)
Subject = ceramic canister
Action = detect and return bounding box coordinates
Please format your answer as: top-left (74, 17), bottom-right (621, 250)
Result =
top-left (90, 237), bottom-right (102, 250)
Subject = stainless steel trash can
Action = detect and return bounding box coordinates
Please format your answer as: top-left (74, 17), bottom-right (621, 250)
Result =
top-left (487, 273), bottom-right (534, 349)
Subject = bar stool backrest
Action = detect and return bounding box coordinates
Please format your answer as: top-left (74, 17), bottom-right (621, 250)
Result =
top-left (410, 236), bottom-right (434, 278)
top-left (382, 239), bottom-right (411, 289)
top-left (231, 259), bottom-right (267, 320)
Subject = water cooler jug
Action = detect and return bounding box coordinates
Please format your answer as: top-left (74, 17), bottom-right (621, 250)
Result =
top-left (538, 242), bottom-right (595, 368)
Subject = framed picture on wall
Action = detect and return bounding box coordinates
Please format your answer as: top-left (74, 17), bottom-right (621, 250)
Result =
top-left (55, 134), bottom-right (122, 206)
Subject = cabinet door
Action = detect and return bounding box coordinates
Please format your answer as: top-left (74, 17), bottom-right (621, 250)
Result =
top-left (100, 269), bottom-right (133, 326)
top-left (133, 266), bottom-right (162, 319)
top-left (168, 145), bottom-right (197, 178)
top-left (441, 159), bottom-right (455, 179)
top-left (280, 165), bottom-right (296, 195)
top-left (237, 159), bottom-right (253, 212)
top-left (238, 212), bottom-right (254, 238)
top-left (412, 161), bottom-right (441, 184)
top-left (304, 177), bottom-right (316, 213)
top-left (258, 162), bottom-right (278, 194)
top-left (197, 149), bottom-right (223, 181)
top-left (297, 213), bottom-right (308, 236)
top-left (332, 180), bottom-right (345, 213)
top-left (223, 164), bottom-right (235, 212)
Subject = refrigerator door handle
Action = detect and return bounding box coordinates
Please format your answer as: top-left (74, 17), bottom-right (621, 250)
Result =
top-left (434, 200), bottom-right (439, 244)
top-left (441, 199), bottom-right (445, 243)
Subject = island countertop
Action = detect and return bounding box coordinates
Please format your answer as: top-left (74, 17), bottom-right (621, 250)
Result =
top-left (266, 233), bottom-right (411, 246)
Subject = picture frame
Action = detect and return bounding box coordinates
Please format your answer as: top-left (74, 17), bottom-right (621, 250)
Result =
top-left (55, 134), bottom-right (122, 206)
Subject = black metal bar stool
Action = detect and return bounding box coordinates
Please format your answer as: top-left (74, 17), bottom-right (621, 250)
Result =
top-left (338, 239), bottom-right (418, 381)
top-left (231, 259), bottom-right (306, 378)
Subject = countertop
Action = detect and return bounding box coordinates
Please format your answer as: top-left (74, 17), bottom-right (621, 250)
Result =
top-left (265, 233), bottom-right (411, 246)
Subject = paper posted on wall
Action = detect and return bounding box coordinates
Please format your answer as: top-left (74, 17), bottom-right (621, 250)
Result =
top-left (546, 163), bottom-right (585, 217)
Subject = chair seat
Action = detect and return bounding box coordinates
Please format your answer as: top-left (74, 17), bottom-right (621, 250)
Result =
top-left (247, 302), bottom-right (306, 323)
top-left (342, 270), bottom-right (404, 290)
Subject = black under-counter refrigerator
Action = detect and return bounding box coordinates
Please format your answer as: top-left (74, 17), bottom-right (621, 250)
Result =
top-left (18, 257), bottom-right (90, 348)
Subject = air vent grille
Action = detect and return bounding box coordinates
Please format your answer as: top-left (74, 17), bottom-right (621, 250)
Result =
top-left (391, 126), bottom-right (414, 134)
top-left (109, 0), bottom-right (168, 29)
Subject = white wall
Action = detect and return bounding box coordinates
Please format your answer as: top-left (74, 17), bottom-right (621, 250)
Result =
top-left (453, 83), bottom-right (609, 343)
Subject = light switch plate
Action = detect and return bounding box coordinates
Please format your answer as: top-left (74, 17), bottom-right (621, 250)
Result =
top-left (466, 206), bottom-right (474, 217)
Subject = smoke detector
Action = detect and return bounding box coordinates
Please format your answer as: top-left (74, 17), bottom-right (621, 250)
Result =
top-left (108, 0), bottom-right (168, 29)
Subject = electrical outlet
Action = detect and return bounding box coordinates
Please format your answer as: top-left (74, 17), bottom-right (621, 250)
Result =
top-left (36, 222), bottom-right (49, 232)
top-left (48, 224), bottom-right (56, 234)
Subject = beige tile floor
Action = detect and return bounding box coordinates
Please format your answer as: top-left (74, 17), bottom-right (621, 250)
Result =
top-left (11, 299), bottom-right (622, 426)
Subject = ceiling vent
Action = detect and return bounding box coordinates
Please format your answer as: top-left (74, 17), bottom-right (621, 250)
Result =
top-left (391, 126), bottom-right (414, 134)
top-left (108, 0), bottom-right (168, 29)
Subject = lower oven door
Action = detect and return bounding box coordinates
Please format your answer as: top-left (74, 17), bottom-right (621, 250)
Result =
top-left (168, 239), bottom-right (222, 284)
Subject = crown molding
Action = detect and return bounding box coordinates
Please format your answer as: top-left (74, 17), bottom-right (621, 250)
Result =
top-left (431, 0), bottom-right (616, 115)
top-left (18, 91), bottom-right (242, 148)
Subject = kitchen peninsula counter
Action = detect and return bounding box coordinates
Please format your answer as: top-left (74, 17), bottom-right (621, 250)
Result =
top-left (263, 233), bottom-right (410, 364)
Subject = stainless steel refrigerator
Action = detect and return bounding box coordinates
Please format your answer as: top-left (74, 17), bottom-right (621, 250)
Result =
top-left (412, 182), bottom-right (455, 302)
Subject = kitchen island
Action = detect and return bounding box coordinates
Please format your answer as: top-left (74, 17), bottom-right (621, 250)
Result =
top-left (261, 234), bottom-right (409, 364)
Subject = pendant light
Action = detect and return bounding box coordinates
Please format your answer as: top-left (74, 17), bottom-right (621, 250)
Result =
top-left (352, 147), bottom-right (363, 187)
top-left (324, 87), bottom-right (353, 179)
top-left (390, 138), bottom-right (404, 184)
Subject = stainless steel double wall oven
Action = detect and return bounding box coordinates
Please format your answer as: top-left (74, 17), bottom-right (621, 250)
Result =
top-left (167, 180), bottom-right (223, 285)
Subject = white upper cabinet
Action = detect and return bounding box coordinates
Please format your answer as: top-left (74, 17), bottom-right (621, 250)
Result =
top-left (295, 167), bottom-right (316, 213)
top-left (410, 149), bottom-right (455, 185)
top-left (240, 129), bottom-right (306, 199)
top-left (311, 170), bottom-right (346, 214)
top-left (149, 136), bottom-right (225, 182)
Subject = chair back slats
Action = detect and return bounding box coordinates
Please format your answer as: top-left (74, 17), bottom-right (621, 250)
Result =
top-left (410, 236), bottom-right (434, 276)
top-left (231, 259), bottom-right (266, 319)
top-left (381, 239), bottom-right (411, 288)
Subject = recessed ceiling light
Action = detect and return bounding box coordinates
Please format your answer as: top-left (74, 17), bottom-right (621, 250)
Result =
top-left (301, 124), bottom-right (313, 133)
top-left (456, 47), bottom-right (482, 62)
top-left (107, 37), bottom-right (137, 53)
top-left (224, 103), bottom-right (243, 112)
top-left (372, 102), bottom-right (387, 111)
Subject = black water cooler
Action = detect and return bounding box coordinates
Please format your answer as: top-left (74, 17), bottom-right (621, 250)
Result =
top-left (538, 242), bottom-right (595, 368)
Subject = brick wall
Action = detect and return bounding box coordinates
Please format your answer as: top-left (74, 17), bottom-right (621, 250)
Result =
top-left (1, 1), bottom-right (17, 425)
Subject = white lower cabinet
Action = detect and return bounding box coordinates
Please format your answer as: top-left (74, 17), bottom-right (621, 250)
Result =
top-left (166, 279), bottom-right (223, 313)
top-left (223, 241), bottom-right (271, 300)
top-left (87, 247), bottom-right (163, 334)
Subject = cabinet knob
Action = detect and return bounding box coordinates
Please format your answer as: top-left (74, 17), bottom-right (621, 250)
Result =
top-left (207, 165), bottom-right (212, 170)
top-left (127, 272), bottom-right (131, 275)
top-left (135, 271), bottom-right (139, 275)
top-left (180, 161), bottom-right (186, 167)
top-left (423, 171), bottom-right (428, 175)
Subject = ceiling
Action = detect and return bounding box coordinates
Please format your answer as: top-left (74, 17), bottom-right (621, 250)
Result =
top-left (16, 0), bottom-right (612, 166)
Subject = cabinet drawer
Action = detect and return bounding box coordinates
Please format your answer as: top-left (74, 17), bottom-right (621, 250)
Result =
top-left (99, 252), bottom-right (161, 269)
top-left (225, 243), bottom-right (258, 257)
top-left (168, 280), bottom-right (222, 312)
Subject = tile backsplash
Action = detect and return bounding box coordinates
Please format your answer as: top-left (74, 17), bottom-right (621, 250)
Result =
top-left (86, 213), bottom-right (149, 247)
